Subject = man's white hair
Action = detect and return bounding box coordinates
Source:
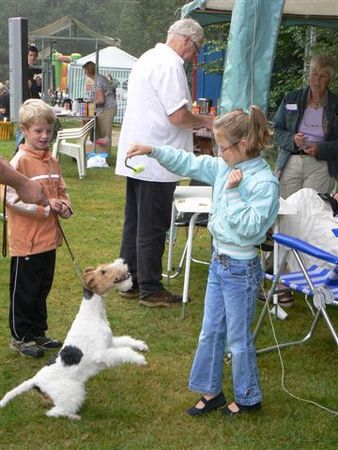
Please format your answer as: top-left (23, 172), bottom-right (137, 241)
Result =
top-left (167, 18), bottom-right (204, 47)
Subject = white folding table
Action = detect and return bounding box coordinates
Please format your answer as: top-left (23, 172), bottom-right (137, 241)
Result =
top-left (166, 185), bottom-right (297, 318)
top-left (165, 186), bottom-right (212, 318)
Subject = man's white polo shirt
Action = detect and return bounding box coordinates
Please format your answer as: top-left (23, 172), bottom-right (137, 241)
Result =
top-left (115, 43), bottom-right (193, 182)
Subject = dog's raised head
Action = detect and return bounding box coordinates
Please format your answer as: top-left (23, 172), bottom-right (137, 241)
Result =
top-left (82, 259), bottom-right (132, 296)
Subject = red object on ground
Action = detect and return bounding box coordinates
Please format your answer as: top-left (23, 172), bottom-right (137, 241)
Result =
top-left (95, 138), bottom-right (107, 146)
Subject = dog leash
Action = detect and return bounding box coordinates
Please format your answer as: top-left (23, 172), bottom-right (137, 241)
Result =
top-left (47, 196), bottom-right (83, 284)
top-left (2, 185), bottom-right (7, 257)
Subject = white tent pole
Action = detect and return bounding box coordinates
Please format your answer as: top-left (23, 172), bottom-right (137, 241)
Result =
top-left (303, 26), bottom-right (316, 85)
top-left (93, 39), bottom-right (100, 152)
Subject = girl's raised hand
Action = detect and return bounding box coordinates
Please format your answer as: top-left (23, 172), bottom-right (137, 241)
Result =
top-left (226, 168), bottom-right (243, 189)
top-left (127, 144), bottom-right (152, 158)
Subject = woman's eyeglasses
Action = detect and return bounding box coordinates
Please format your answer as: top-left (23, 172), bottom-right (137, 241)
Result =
top-left (218, 141), bottom-right (240, 154)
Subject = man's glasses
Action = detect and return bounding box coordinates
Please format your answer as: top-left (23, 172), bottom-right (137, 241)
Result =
top-left (189, 37), bottom-right (200, 53)
top-left (176, 32), bottom-right (202, 53)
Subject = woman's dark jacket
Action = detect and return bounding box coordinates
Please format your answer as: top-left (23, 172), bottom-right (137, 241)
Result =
top-left (273, 85), bottom-right (338, 178)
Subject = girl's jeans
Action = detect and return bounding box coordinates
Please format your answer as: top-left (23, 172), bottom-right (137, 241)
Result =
top-left (189, 254), bottom-right (262, 406)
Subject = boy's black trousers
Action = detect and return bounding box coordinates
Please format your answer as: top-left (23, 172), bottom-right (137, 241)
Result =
top-left (9, 250), bottom-right (56, 341)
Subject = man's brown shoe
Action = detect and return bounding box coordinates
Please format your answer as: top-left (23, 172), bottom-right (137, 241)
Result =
top-left (118, 288), bottom-right (140, 299)
top-left (139, 289), bottom-right (183, 307)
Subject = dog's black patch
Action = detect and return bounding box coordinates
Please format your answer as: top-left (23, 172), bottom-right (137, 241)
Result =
top-left (60, 345), bottom-right (83, 366)
top-left (83, 287), bottom-right (94, 300)
top-left (33, 385), bottom-right (42, 393)
top-left (46, 354), bottom-right (58, 366)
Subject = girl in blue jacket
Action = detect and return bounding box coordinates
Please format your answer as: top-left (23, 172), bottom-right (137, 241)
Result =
top-left (127, 106), bottom-right (279, 417)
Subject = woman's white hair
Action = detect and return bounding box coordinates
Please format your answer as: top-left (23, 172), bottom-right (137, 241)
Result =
top-left (167, 18), bottom-right (204, 47)
top-left (310, 54), bottom-right (337, 83)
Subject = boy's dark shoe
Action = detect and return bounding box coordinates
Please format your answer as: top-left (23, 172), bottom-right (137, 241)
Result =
top-left (10, 339), bottom-right (44, 358)
top-left (139, 288), bottom-right (184, 307)
top-left (118, 288), bottom-right (140, 299)
top-left (34, 336), bottom-right (62, 349)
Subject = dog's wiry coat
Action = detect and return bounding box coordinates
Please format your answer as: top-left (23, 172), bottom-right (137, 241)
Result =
top-left (0, 259), bottom-right (148, 419)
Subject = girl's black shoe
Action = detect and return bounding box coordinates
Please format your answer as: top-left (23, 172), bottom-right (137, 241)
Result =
top-left (220, 401), bottom-right (261, 416)
top-left (186, 392), bottom-right (226, 416)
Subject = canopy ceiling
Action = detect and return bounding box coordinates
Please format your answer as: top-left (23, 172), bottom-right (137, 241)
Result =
top-left (182, 0), bottom-right (338, 29)
top-left (29, 16), bottom-right (120, 47)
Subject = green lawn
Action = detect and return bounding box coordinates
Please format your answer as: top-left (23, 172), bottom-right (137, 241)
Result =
top-left (0, 135), bottom-right (337, 450)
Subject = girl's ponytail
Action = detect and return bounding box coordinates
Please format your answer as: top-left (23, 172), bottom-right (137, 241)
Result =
top-left (246, 105), bottom-right (274, 156)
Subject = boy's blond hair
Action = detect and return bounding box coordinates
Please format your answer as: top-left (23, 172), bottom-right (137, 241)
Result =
top-left (19, 99), bottom-right (56, 128)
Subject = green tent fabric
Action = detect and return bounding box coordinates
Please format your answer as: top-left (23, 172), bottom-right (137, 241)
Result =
top-left (181, 0), bottom-right (338, 29)
top-left (219, 0), bottom-right (284, 113)
top-left (181, 0), bottom-right (338, 113)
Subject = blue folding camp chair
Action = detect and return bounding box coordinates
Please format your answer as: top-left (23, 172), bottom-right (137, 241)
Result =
top-left (254, 232), bottom-right (338, 353)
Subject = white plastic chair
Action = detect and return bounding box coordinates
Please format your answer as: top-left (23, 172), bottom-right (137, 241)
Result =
top-left (52, 119), bottom-right (95, 179)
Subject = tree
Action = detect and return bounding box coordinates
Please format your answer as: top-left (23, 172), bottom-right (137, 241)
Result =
top-left (0, 0), bottom-right (186, 80)
top-left (116, 0), bottom-right (186, 57)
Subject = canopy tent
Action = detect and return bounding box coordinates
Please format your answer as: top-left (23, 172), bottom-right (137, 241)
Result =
top-left (28, 16), bottom-right (120, 97)
top-left (75, 46), bottom-right (137, 69)
top-left (29, 16), bottom-right (120, 47)
top-left (182, 0), bottom-right (338, 29)
top-left (181, 0), bottom-right (338, 114)
top-left (28, 17), bottom-right (124, 131)
top-left (69, 47), bottom-right (137, 120)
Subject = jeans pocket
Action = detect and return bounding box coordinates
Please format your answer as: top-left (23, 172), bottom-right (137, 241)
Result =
top-left (228, 261), bottom-right (248, 278)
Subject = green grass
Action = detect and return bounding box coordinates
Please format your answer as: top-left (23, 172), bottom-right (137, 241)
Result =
top-left (0, 135), bottom-right (337, 450)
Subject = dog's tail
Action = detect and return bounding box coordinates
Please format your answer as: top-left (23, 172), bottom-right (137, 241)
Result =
top-left (0, 379), bottom-right (35, 408)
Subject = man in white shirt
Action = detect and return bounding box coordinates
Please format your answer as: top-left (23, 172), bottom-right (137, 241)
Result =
top-left (116, 18), bottom-right (212, 307)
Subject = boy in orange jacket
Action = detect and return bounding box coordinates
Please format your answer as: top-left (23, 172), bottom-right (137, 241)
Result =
top-left (4, 99), bottom-right (72, 358)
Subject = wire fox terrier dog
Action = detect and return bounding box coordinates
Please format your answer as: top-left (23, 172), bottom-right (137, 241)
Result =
top-left (0, 259), bottom-right (148, 420)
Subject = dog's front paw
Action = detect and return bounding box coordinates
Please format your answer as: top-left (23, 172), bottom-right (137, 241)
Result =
top-left (134, 352), bottom-right (147, 367)
top-left (133, 340), bottom-right (149, 353)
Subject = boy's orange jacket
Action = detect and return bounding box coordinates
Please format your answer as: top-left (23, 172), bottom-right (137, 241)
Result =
top-left (4, 144), bottom-right (72, 256)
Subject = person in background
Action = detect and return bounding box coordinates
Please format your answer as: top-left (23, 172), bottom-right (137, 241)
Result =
top-left (0, 82), bottom-right (10, 120)
top-left (82, 61), bottom-right (117, 161)
top-left (14, 45), bottom-right (43, 150)
top-left (4, 99), bottom-right (72, 358)
top-left (115, 18), bottom-right (213, 307)
top-left (106, 73), bottom-right (117, 99)
top-left (274, 54), bottom-right (338, 199)
top-left (27, 44), bottom-right (42, 99)
top-left (127, 106), bottom-right (279, 416)
top-left (0, 157), bottom-right (47, 205)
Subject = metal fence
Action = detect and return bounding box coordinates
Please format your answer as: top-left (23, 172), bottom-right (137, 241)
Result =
top-left (67, 64), bottom-right (130, 123)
